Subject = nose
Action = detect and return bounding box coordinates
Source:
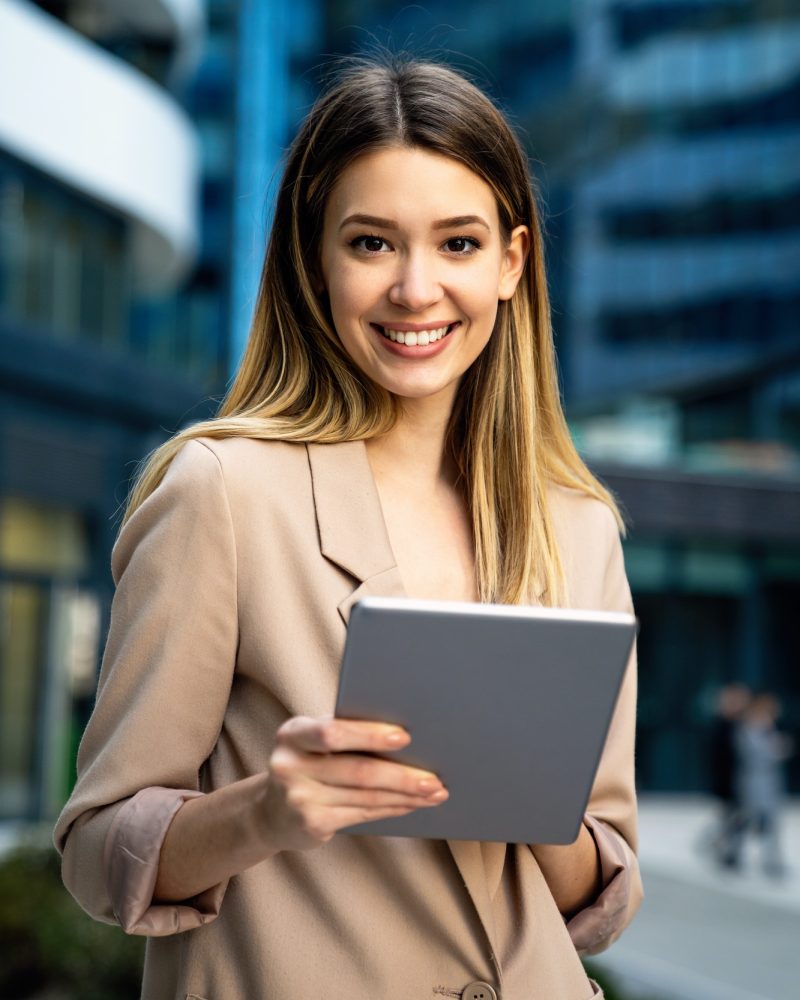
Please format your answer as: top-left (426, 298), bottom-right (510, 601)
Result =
top-left (388, 251), bottom-right (443, 312)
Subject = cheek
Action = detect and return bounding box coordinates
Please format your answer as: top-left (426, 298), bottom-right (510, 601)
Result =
top-left (458, 265), bottom-right (504, 319)
top-left (326, 262), bottom-right (378, 320)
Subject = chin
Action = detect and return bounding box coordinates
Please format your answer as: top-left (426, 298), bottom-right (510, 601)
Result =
top-left (378, 377), bottom-right (451, 400)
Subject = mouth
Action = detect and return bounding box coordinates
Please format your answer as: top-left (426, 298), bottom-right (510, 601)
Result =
top-left (370, 322), bottom-right (460, 346)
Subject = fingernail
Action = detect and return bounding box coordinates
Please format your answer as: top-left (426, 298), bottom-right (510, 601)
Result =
top-left (418, 779), bottom-right (440, 792)
top-left (386, 730), bottom-right (409, 745)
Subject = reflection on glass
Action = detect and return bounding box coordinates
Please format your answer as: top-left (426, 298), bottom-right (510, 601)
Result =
top-left (0, 153), bottom-right (222, 386)
top-left (0, 499), bottom-right (89, 576)
top-left (0, 582), bottom-right (46, 818)
top-left (0, 496), bottom-right (99, 819)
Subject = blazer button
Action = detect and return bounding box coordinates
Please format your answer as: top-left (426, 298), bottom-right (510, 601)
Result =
top-left (462, 982), bottom-right (498, 1000)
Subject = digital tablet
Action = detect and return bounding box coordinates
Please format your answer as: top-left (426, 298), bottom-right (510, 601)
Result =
top-left (334, 596), bottom-right (637, 844)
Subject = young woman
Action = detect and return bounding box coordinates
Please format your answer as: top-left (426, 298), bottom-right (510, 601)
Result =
top-left (55, 57), bottom-right (642, 1000)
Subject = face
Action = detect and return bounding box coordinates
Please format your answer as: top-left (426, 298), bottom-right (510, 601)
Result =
top-left (318, 146), bottom-right (529, 409)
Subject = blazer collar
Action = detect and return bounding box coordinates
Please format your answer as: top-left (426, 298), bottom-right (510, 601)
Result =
top-left (306, 440), bottom-right (406, 625)
top-left (307, 438), bottom-right (545, 608)
top-left (306, 438), bottom-right (504, 975)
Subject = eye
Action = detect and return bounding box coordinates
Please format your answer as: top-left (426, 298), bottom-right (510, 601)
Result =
top-left (349, 234), bottom-right (391, 254)
top-left (443, 236), bottom-right (482, 255)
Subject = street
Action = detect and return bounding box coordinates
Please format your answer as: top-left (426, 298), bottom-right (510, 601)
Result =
top-left (592, 796), bottom-right (800, 1000)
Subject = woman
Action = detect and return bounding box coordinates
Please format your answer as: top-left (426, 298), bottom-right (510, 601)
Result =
top-left (55, 56), bottom-right (642, 1000)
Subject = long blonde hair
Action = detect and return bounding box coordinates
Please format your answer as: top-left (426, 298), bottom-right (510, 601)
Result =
top-left (124, 56), bottom-right (623, 606)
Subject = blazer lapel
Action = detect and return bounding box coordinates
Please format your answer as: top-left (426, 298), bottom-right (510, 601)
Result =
top-left (306, 440), bottom-right (406, 624)
top-left (306, 439), bottom-right (502, 976)
top-left (449, 840), bottom-right (503, 982)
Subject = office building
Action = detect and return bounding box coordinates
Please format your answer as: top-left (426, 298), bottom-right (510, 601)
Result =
top-left (323, 0), bottom-right (800, 791)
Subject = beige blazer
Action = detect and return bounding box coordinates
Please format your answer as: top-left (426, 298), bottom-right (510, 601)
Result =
top-left (54, 437), bottom-right (643, 1000)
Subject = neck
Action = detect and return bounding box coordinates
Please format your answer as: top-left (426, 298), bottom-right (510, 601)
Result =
top-left (365, 391), bottom-right (458, 493)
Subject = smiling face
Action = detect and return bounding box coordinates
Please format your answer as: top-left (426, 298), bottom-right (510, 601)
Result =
top-left (318, 146), bottom-right (529, 410)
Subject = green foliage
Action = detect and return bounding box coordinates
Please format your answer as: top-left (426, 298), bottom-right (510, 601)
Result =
top-left (583, 962), bottom-right (625, 1000)
top-left (0, 843), bottom-right (143, 1000)
top-left (584, 960), bottom-right (657, 1000)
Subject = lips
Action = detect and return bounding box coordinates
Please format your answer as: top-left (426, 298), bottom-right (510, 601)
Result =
top-left (372, 322), bottom-right (460, 346)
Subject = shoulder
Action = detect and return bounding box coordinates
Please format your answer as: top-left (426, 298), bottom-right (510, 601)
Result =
top-left (158, 436), bottom-right (318, 543)
top-left (545, 482), bottom-right (627, 611)
top-left (167, 436), bottom-right (310, 505)
top-left (117, 438), bottom-right (310, 558)
top-left (178, 436), bottom-right (308, 479)
top-left (546, 481), bottom-right (619, 553)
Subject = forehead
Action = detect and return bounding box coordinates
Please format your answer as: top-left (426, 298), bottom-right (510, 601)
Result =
top-left (324, 146), bottom-right (499, 228)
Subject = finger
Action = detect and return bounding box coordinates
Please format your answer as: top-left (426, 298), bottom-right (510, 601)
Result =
top-left (277, 715), bottom-right (411, 755)
top-left (310, 783), bottom-right (449, 810)
top-left (329, 801), bottom-right (445, 832)
top-left (302, 752), bottom-right (444, 795)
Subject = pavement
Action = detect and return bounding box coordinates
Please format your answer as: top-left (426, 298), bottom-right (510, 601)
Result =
top-left (590, 794), bottom-right (800, 1000)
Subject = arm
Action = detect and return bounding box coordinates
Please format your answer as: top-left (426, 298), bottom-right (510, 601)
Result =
top-left (530, 824), bottom-right (603, 920)
top-left (54, 440), bottom-right (240, 933)
top-left (532, 501), bottom-right (643, 953)
top-left (54, 440), bottom-right (447, 932)
top-left (566, 507), bottom-right (643, 954)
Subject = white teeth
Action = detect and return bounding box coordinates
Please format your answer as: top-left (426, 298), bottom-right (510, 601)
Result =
top-left (380, 324), bottom-right (452, 345)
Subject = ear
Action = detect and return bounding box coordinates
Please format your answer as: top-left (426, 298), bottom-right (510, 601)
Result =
top-left (498, 225), bottom-right (530, 301)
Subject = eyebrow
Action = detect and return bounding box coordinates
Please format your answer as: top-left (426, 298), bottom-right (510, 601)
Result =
top-left (339, 213), bottom-right (491, 232)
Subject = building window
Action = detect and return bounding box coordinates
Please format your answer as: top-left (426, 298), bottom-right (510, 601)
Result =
top-left (602, 188), bottom-right (800, 240)
top-left (611, 1), bottom-right (757, 51)
top-left (0, 154), bottom-right (130, 347)
top-left (600, 291), bottom-right (800, 345)
top-left (0, 498), bottom-right (99, 821)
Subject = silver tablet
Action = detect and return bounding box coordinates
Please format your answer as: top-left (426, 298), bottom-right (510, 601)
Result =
top-left (335, 596), bottom-right (637, 844)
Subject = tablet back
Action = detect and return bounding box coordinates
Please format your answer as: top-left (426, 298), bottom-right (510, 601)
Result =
top-left (335, 597), bottom-right (637, 844)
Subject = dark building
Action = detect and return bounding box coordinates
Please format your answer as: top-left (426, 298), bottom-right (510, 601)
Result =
top-left (0, 0), bottom-right (216, 824)
top-left (322, 0), bottom-right (800, 792)
top-left (559, 0), bottom-right (800, 793)
top-left (0, 0), bottom-right (324, 826)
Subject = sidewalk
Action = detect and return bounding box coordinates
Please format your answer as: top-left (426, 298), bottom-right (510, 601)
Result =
top-left (591, 795), bottom-right (800, 1000)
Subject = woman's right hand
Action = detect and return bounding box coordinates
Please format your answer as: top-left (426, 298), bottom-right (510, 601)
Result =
top-left (260, 715), bottom-right (449, 851)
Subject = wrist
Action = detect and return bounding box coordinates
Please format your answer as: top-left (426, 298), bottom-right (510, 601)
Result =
top-left (238, 771), bottom-right (284, 858)
top-left (530, 822), bottom-right (603, 918)
top-left (531, 821), bottom-right (596, 861)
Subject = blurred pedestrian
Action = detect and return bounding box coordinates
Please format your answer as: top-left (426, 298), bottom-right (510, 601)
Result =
top-left (708, 682), bottom-right (750, 869)
top-left (733, 692), bottom-right (793, 879)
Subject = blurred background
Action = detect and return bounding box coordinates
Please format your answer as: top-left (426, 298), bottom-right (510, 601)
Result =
top-left (0, 0), bottom-right (798, 997)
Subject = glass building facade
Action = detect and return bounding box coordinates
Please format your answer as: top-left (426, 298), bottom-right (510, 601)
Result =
top-left (0, 0), bottom-right (217, 822)
top-left (0, 152), bottom-right (225, 380)
top-left (0, 0), bottom-right (324, 824)
top-left (320, 0), bottom-right (800, 793)
top-left (562, 0), bottom-right (800, 793)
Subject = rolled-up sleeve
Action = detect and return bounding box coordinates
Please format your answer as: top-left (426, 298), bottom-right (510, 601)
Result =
top-left (567, 812), bottom-right (639, 955)
top-left (566, 507), bottom-right (644, 956)
top-left (53, 439), bottom-right (239, 935)
top-left (103, 787), bottom-right (227, 935)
